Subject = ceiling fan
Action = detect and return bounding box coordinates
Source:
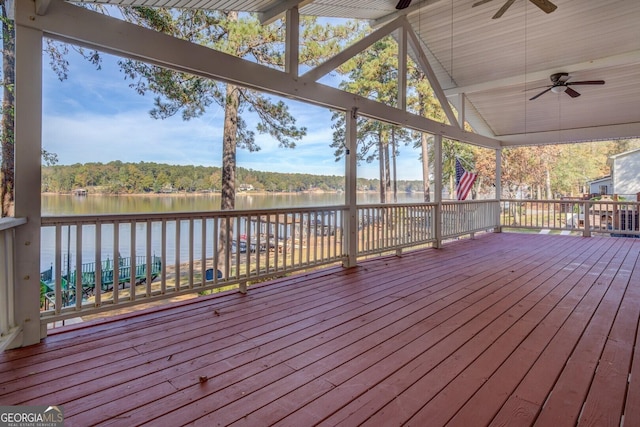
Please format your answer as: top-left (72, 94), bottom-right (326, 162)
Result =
top-left (472, 0), bottom-right (557, 19)
top-left (529, 73), bottom-right (605, 101)
top-left (395, 0), bottom-right (412, 9)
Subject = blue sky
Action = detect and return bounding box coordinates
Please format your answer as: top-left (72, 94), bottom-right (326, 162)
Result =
top-left (42, 46), bottom-right (426, 181)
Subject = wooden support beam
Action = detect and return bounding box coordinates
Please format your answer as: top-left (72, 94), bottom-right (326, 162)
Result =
top-left (285, 7), bottom-right (299, 76)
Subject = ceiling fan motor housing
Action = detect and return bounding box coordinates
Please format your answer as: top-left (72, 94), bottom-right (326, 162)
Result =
top-left (550, 72), bottom-right (569, 83)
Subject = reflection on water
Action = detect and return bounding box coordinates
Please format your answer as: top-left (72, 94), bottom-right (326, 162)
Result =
top-left (42, 192), bottom-right (426, 215)
top-left (40, 192), bottom-right (426, 272)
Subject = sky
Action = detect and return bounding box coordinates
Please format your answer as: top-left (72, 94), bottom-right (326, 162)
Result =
top-left (42, 45), bottom-right (427, 181)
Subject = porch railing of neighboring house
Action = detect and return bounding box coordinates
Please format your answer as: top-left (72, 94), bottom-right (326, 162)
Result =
top-left (0, 217), bottom-right (27, 350)
top-left (500, 199), bottom-right (640, 237)
top-left (36, 200), bottom-right (499, 326)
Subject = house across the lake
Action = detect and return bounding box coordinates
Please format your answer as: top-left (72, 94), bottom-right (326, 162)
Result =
top-left (588, 148), bottom-right (640, 199)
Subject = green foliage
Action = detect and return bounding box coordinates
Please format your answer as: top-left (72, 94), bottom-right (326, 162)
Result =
top-left (112, 8), bottom-right (359, 211)
top-left (40, 161), bottom-right (423, 195)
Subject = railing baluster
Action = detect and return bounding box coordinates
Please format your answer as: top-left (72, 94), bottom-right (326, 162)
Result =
top-left (130, 221), bottom-right (137, 301)
top-left (174, 220), bottom-right (181, 291)
top-left (54, 225), bottom-right (62, 314)
top-left (75, 225), bottom-right (82, 311)
top-left (245, 216), bottom-right (251, 278)
top-left (111, 222), bottom-right (119, 306)
top-left (212, 217), bottom-right (219, 285)
top-left (200, 218), bottom-right (206, 287)
top-left (234, 216), bottom-right (241, 279)
top-left (188, 218), bottom-right (194, 289)
top-left (147, 220), bottom-right (153, 296)
top-left (0, 218), bottom-right (26, 348)
top-left (0, 229), bottom-right (8, 335)
top-left (161, 219), bottom-right (167, 293)
top-left (94, 223), bottom-right (101, 307)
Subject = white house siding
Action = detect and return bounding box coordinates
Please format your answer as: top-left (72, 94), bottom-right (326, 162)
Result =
top-left (612, 150), bottom-right (640, 199)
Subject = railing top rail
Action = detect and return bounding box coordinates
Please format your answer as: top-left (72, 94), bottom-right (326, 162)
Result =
top-left (500, 198), bottom-right (578, 203)
top-left (500, 198), bottom-right (640, 205)
top-left (356, 202), bottom-right (437, 209)
top-left (441, 199), bottom-right (499, 204)
top-left (0, 217), bottom-right (27, 232)
top-left (41, 205), bottom-right (349, 225)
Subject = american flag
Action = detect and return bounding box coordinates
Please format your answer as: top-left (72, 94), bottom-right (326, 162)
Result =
top-left (455, 158), bottom-right (477, 200)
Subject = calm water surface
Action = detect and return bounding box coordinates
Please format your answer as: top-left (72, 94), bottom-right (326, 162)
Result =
top-left (42, 192), bottom-right (425, 215)
top-left (40, 192), bottom-right (426, 272)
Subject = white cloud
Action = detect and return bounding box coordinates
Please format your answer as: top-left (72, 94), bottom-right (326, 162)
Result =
top-left (43, 111), bottom-right (223, 166)
top-left (41, 48), bottom-right (425, 180)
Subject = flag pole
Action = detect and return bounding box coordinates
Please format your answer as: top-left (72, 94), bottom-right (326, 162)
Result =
top-left (456, 155), bottom-right (475, 172)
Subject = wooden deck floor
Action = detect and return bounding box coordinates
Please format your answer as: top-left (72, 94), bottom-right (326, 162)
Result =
top-left (2, 233), bottom-right (640, 426)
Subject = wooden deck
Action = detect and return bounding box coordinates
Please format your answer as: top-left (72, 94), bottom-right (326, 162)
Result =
top-left (2, 233), bottom-right (640, 426)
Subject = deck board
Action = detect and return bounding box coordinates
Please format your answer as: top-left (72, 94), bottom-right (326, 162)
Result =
top-left (1, 233), bottom-right (639, 427)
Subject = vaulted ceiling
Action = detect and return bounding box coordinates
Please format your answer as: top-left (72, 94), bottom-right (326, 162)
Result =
top-left (63, 0), bottom-right (640, 147)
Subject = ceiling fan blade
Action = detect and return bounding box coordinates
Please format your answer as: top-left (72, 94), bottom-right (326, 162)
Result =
top-left (493, 0), bottom-right (516, 19)
top-left (529, 86), bottom-right (553, 101)
top-left (566, 80), bottom-right (606, 86)
top-left (565, 87), bottom-right (581, 98)
top-left (395, 0), bottom-right (412, 10)
top-left (524, 85), bottom-right (552, 92)
top-left (529, 0), bottom-right (557, 14)
top-left (472, 0), bottom-right (495, 7)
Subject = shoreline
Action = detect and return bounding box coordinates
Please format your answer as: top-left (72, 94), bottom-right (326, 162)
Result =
top-left (42, 189), bottom-right (368, 197)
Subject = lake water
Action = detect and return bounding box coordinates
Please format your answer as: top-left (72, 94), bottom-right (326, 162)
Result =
top-left (41, 192), bottom-right (426, 215)
top-left (39, 192), bottom-right (427, 273)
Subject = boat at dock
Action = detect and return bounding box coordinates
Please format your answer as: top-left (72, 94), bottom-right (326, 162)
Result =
top-left (40, 255), bottom-right (162, 307)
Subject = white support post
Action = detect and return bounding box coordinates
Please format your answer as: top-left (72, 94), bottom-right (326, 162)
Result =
top-left (434, 134), bottom-right (443, 248)
top-left (285, 6), bottom-right (299, 76)
top-left (457, 93), bottom-right (465, 128)
top-left (397, 26), bottom-right (407, 112)
top-left (343, 108), bottom-right (358, 268)
top-left (13, 0), bottom-right (44, 346)
top-left (495, 148), bottom-right (502, 233)
top-left (582, 200), bottom-right (591, 237)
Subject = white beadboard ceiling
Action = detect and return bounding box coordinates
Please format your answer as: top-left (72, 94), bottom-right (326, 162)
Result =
top-left (76, 0), bottom-right (640, 147)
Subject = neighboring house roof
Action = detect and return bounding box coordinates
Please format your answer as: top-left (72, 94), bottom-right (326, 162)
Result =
top-left (587, 176), bottom-right (611, 185)
top-left (608, 147), bottom-right (640, 159)
top-left (606, 147), bottom-right (640, 168)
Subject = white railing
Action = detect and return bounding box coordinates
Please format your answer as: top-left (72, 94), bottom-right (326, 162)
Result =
top-left (27, 197), bottom-right (640, 331)
top-left (441, 200), bottom-right (500, 239)
top-left (500, 199), bottom-right (583, 231)
top-left (586, 199), bottom-right (640, 237)
top-left (38, 201), bottom-right (503, 326)
top-left (356, 203), bottom-right (436, 255)
top-left (0, 217), bottom-right (27, 350)
top-left (40, 206), bottom-right (347, 323)
top-left (500, 199), bottom-right (640, 237)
